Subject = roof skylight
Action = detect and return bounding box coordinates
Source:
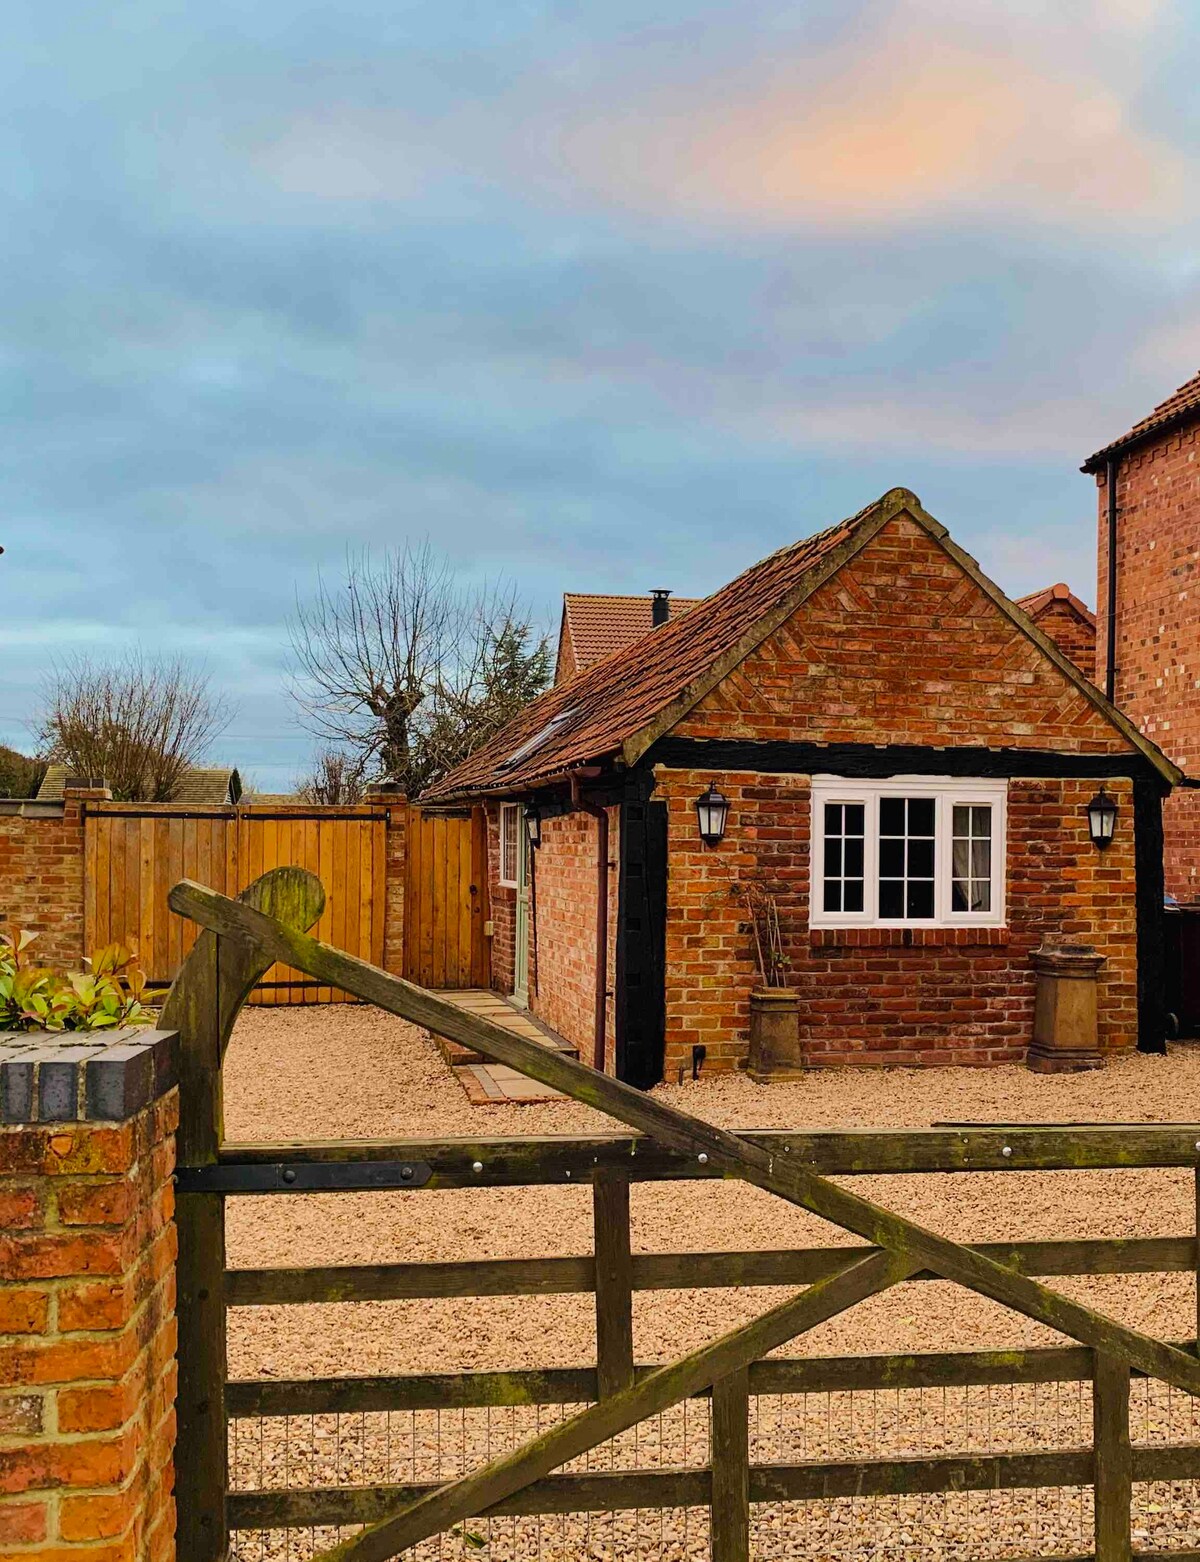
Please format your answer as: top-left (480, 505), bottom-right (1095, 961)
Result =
top-left (497, 708), bottom-right (578, 771)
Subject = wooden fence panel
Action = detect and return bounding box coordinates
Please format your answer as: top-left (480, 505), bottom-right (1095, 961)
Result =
top-left (83, 805), bottom-right (385, 1003)
top-left (403, 806), bottom-right (489, 990)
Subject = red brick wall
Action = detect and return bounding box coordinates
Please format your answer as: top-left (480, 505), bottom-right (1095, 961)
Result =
top-left (364, 791), bottom-right (406, 974)
top-left (0, 1091), bottom-right (178, 1560)
top-left (0, 793), bottom-right (96, 971)
top-left (676, 514), bottom-right (1131, 755)
top-left (1026, 599), bottom-right (1097, 683)
top-left (1095, 444), bottom-right (1200, 896)
top-left (527, 808), bottom-right (619, 1067)
top-left (658, 767), bottom-right (1138, 1074)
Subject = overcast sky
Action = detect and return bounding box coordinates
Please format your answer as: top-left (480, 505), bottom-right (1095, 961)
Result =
top-left (3, 0), bottom-right (1197, 789)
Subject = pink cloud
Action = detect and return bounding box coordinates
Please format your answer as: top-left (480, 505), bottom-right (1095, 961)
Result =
top-left (547, 34), bottom-right (1185, 231)
top-left (241, 3), bottom-right (1188, 241)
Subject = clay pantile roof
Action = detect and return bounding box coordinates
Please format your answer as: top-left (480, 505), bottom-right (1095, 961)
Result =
top-left (1082, 370), bottom-right (1200, 472)
top-left (558, 593), bottom-right (703, 679)
top-left (423, 498), bottom-right (883, 801)
top-left (424, 486), bottom-right (1183, 800)
top-left (1015, 583), bottom-right (1095, 626)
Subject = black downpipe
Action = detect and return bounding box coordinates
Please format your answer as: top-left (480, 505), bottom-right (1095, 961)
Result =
top-left (1105, 457), bottom-right (1119, 702)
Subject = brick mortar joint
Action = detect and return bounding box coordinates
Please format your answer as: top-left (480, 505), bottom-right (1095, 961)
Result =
top-left (0, 1227), bottom-right (173, 1359)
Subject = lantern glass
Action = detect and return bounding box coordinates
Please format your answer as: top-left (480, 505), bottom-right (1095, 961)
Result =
top-left (1086, 787), bottom-right (1117, 848)
top-left (694, 782), bottom-right (730, 847)
top-left (525, 807), bottom-right (542, 848)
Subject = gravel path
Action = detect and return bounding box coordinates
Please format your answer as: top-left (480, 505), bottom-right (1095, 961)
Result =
top-left (221, 1005), bottom-right (1200, 1559)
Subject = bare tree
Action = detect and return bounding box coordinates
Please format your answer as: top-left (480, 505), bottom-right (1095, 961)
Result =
top-left (295, 747), bottom-right (367, 805)
top-left (288, 542), bottom-right (550, 796)
top-left (36, 653), bottom-right (231, 802)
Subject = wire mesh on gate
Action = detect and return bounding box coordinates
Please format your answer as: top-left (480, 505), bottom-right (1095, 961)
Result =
top-left (226, 1378), bottom-right (1200, 1561)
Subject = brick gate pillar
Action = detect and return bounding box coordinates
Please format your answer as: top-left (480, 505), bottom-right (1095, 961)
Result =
top-left (365, 784), bottom-right (407, 974)
top-left (0, 1029), bottom-right (178, 1562)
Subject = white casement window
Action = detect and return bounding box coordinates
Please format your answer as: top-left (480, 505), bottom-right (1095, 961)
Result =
top-left (809, 776), bottom-right (1007, 929)
top-left (499, 803), bottom-right (520, 888)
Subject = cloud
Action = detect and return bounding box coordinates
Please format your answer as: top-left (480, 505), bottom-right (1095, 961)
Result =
top-left (541, 35), bottom-right (1186, 232)
top-left (742, 391), bottom-right (1108, 459)
top-left (242, 7), bottom-right (1188, 239)
top-left (1, 0), bottom-right (1193, 788)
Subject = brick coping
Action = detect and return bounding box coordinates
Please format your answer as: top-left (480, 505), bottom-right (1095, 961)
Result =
top-left (0, 1027), bottom-right (178, 1125)
top-left (808, 927), bottom-right (1011, 948)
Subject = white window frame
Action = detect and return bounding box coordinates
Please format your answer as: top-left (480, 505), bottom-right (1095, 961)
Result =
top-left (499, 803), bottom-right (520, 889)
top-left (809, 775), bottom-right (1007, 930)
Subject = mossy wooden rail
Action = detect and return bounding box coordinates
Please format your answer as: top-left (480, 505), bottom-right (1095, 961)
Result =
top-left (167, 870), bottom-right (1200, 1562)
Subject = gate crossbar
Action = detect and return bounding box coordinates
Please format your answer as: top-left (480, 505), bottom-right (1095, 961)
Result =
top-left (170, 879), bottom-right (1200, 1560)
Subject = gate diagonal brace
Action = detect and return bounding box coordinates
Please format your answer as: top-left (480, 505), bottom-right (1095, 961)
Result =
top-left (169, 879), bottom-right (1200, 1559)
top-left (322, 1250), bottom-right (918, 1562)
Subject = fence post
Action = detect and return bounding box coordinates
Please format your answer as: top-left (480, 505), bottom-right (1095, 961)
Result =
top-left (1093, 1349), bottom-right (1132, 1562)
top-left (592, 1169), bottom-right (634, 1398)
top-left (1194, 1166), bottom-right (1199, 1349)
top-left (173, 934), bottom-right (229, 1562)
top-left (162, 867), bottom-right (326, 1561)
top-left (711, 1367), bottom-right (751, 1562)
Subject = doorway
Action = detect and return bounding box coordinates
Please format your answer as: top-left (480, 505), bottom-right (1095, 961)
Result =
top-left (513, 818), bottom-right (530, 1007)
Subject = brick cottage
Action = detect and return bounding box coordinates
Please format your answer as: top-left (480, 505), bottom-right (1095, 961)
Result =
top-left (422, 489), bottom-right (1180, 1084)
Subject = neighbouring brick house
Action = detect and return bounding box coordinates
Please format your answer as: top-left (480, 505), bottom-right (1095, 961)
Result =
top-left (1015, 585), bottom-right (1097, 682)
top-left (1084, 374), bottom-right (1200, 900)
top-left (554, 591), bottom-right (701, 684)
top-left (423, 488), bottom-right (1178, 1084)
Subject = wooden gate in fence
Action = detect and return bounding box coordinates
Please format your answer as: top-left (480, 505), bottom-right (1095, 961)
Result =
top-left (167, 866), bottom-right (1200, 1562)
top-left (84, 802), bottom-right (386, 1002)
top-left (402, 804), bottom-right (489, 989)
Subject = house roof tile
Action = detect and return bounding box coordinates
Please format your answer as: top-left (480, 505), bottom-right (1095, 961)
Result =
top-left (1082, 370), bottom-right (1200, 471)
top-left (1015, 583), bottom-right (1096, 627)
top-left (423, 499), bottom-right (878, 800)
top-left (558, 593), bottom-right (703, 679)
top-left (422, 486), bottom-right (1181, 800)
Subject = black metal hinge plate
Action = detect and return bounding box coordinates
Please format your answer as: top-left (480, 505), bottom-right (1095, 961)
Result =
top-left (176, 1161), bottom-right (433, 1194)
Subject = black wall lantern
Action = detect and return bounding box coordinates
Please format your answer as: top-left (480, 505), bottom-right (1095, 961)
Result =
top-left (694, 781), bottom-right (730, 847)
top-left (525, 805), bottom-right (542, 849)
top-left (1086, 786), bottom-right (1118, 849)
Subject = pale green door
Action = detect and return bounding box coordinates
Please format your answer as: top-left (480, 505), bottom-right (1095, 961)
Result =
top-left (513, 826), bottom-right (530, 1007)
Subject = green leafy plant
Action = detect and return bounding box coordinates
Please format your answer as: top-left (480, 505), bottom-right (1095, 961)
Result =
top-left (0, 928), bottom-right (160, 1032)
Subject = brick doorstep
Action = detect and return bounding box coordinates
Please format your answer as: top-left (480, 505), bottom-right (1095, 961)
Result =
top-left (453, 1063), bottom-right (565, 1106)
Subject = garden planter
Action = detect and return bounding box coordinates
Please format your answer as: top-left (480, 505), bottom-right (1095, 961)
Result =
top-left (1026, 942), bottom-right (1106, 1073)
top-left (748, 987), bottom-right (803, 1079)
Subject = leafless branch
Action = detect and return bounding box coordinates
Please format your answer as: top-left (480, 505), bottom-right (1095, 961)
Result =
top-left (36, 652), bottom-right (231, 802)
top-left (287, 541), bottom-right (550, 796)
top-left (294, 747), bottom-right (368, 805)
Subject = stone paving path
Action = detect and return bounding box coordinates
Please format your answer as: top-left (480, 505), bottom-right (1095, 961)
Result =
top-left (424, 988), bottom-right (577, 1104)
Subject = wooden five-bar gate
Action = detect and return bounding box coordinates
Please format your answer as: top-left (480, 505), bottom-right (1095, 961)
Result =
top-left (166, 868), bottom-right (1200, 1562)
